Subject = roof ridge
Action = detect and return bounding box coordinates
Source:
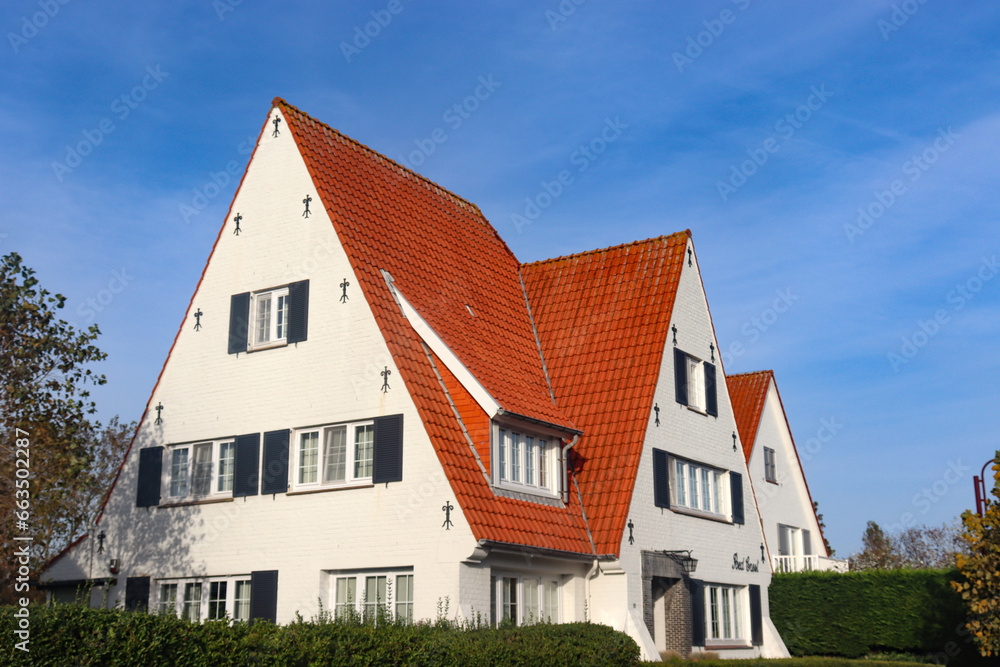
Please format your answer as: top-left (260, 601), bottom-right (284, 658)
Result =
top-left (521, 230), bottom-right (691, 267)
top-left (272, 97), bottom-right (486, 217)
top-left (727, 369), bottom-right (774, 379)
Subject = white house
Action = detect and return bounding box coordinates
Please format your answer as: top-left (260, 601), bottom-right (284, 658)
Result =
top-left (41, 98), bottom-right (790, 659)
top-left (728, 370), bottom-right (847, 574)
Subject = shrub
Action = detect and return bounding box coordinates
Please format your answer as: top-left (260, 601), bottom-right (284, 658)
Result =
top-left (0, 604), bottom-right (639, 666)
top-left (768, 569), bottom-right (983, 664)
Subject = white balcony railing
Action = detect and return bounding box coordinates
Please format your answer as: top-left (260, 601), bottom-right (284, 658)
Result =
top-left (773, 554), bottom-right (848, 573)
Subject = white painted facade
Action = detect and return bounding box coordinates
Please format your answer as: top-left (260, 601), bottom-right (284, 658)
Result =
top-left (43, 103), bottom-right (792, 660)
top-left (746, 381), bottom-right (847, 573)
top-left (43, 108), bottom-right (478, 622)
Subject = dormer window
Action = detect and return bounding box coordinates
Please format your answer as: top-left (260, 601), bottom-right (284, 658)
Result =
top-left (493, 424), bottom-right (560, 497)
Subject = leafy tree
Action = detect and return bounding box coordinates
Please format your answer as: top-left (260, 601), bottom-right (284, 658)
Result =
top-left (953, 452), bottom-right (1000, 657)
top-left (0, 252), bottom-right (126, 602)
top-left (850, 521), bottom-right (900, 570)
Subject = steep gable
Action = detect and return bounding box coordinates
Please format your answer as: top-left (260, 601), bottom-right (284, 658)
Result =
top-left (727, 370), bottom-right (773, 461)
top-left (521, 233), bottom-right (689, 554)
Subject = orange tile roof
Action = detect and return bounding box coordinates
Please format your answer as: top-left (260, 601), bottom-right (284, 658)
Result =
top-left (727, 370), bottom-right (774, 461)
top-left (521, 233), bottom-right (689, 555)
top-left (277, 99), bottom-right (593, 554)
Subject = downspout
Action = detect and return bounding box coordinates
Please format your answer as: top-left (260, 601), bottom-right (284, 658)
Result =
top-left (585, 558), bottom-right (600, 622)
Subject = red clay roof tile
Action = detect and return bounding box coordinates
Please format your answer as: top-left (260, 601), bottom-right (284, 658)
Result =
top-left (727, 370), bottom-right (774, 461)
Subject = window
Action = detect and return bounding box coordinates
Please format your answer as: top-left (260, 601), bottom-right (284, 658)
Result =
top-left (183, 583), bottom-right (202, 621)
top-left (158, 583), bottom-right (177, 615)
top-left (234, 580), bottom-right (251, 622)
top-left (669, 456), bottom-right (728, 518)
top-left (395, 574), bottom-right (414, 623)
top-left (295, 421), bottom-right (375, 490)
top-left (165, 440), bottom-right (236, 501)
top-left (705, 584), bottom-right (746, 643)
top-left (495, 575), bottom-right (560, 626)
top-left (208, 581), bottom-right (227, 620)
top-left (330, 570), bottom-right (413, 622)
top-left (363, 575), bottom-right (388, 621)
top-left (673, 348), bottom-right (718, 416)
top-left (156, 577), bottom-right (250, 622)
top-left (251, 287), bottom-right (289, 349)
top-left (763, 447), bottom-right (776, 483)
top-left (335, 577), bottom-right (357, 620)
top-left (493, 426), bottom-right (558, 496)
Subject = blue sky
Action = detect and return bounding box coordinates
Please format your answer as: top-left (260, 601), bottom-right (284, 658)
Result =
top-left (3, 0), bottom-right (998, 557)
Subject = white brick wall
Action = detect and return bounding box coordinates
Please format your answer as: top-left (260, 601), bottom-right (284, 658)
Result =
top-left (589, 238), bottom-right (782, 659)
top-left (44, 108), bottom-right (478, 623)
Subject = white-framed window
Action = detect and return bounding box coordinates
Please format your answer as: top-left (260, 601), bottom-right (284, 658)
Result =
top-left (330, 569), bottom-right (413, 623)
top-left (293, 420), bottom-right (375, 490)
top-left (495, 574), bottom-right (560, 625)
top-left (493, 426), bottom-right (559, 496)
top-left (763, 447), bottom-right (777, 483)
top-left (158, 583), bottom-right (177, 616)
top-left (165, 440), bottom-right (235, 501)
top-left (251, 286), bottom-right (290, 349)
top-left (705, 584), bottom-right (747, 644)
top-left (687, 355), bottom-right (706, 412)
top-left (156, 576), bottom-right (251, 622)
top-left (670, 456), bottom-right (728, 518)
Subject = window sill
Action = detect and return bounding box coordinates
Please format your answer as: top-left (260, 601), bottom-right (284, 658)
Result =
top-left (765, 478), bottom-right (779, 485)
top-left (670, 505), bottom-right (731, 523)
top-left (159, 496), bottom-right (234, 508)
top-left (493, 482), bottom-right (560, 502)
top-left (247, 340), bottom-right (288, 353)
top-left (287, 482), bottom-right (374, 496)
top-left (685, 405), bottom-right (709, 416)
top-left (704, 640), bottom-right (752, 650)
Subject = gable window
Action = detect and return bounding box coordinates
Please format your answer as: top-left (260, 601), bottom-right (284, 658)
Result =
top-left (705, 584), bottom-right (747, 645)
top-left (252, 287), bottom-right (289, 349)
top-left (673, 347), bottom-right (718, 417)
top-left (330, 569), bottom-right (413, 623)
top-left (229, 280), bottom-right (309, 354)
top-left (164, 440), bottom-right (236, 502)
top-left (672, 457), bottom-right (726, 516)
top-left (763, 447), bottom-right (777, 483)
top-left (493, 426), bottom-right (559, 497)
top-left (494, 574), bottom-right (560, 626)
top-left (294, 421), bottom-right (374, 489)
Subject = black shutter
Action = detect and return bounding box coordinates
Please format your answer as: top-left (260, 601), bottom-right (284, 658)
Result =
top-left (731, 472), bottom-right (744, 525)
top-left (261, 429), bottom-right (290, 495)
top-left (233, 433), bottom-right (261, 498)
top-left (674, 347), bottom-right (688, 405)
top-left (125, 576), bottom-right (150, 611)
top-left (249, 570), bottom-right (278, 623)
top-left (653, 448), bottom-right (670, 508)
top-left (704, 362), bottom-right (718, 417)
top-left (749, 584), bottom-right (763, 646)
top-left (690, 579), bottom-right (705, 647)
top-left (490, 575), bottom-right (496, 627)
top-left (286, 280), bottom-right (309, 344)
top-left (228, 292), bottom-right (251, 354)
top-left (373, 414), bottom-right (404, 484)
top-left (136, 447), bottom-right (163, 507)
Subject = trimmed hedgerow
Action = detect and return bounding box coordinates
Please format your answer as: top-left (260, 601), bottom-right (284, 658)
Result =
top-left (0, 604), bottom-right (639, 667)
top-left (768, 569), bottom-right (983, 664)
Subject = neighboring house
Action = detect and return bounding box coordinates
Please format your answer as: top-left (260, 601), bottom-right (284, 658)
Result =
top-left (41, 98), bottom-right (790, 659)
top-left (728, 370), bottom-right (847, 574)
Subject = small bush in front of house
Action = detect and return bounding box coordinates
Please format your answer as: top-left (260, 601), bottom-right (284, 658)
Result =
top-left (0, 604), bottom-right (640, 667)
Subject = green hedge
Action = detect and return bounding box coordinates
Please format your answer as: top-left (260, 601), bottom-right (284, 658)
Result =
top-left (0, 604), bottom-right (639, 666)
top-left (769, 569), bottom-right (980, 663)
